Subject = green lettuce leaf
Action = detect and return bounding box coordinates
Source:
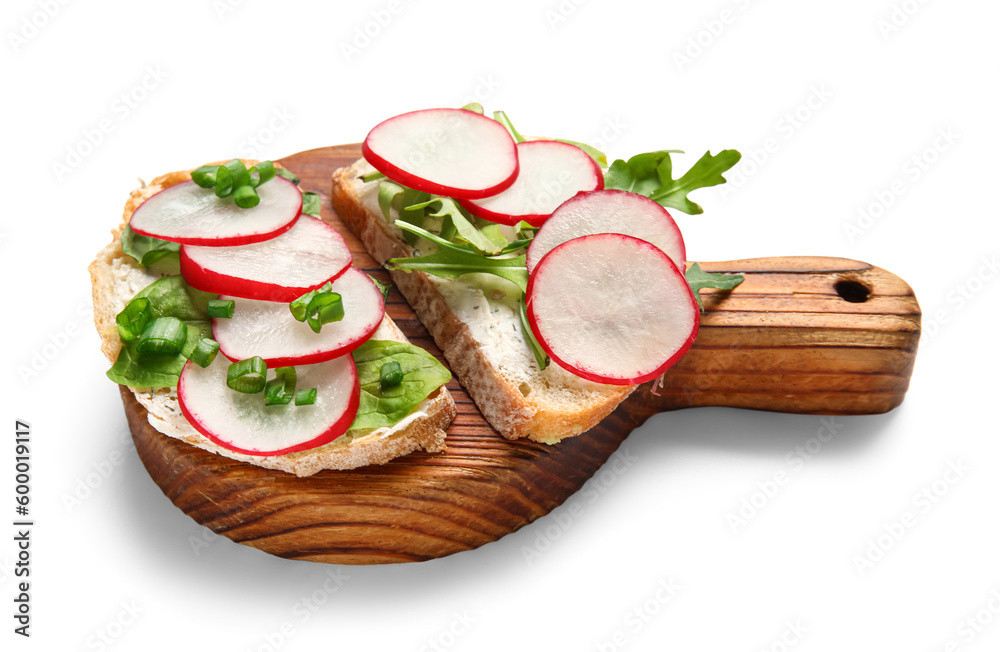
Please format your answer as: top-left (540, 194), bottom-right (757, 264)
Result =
top-left (301, 192), bottom-right (321, 217)
top-left (121, 225), bottom-right (180, 267)
top-left (685, 262), bottom-right (744, 311)
top-left (106, 276), bottom-right (217, 388)
top-left (350, 340), bottom-right (452, 430)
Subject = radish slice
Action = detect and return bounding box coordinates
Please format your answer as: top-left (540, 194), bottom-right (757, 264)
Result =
top-left (129, 177), bottom-right (302, 245)
top-left (526, 234), bottom-right (698, 385)
top-left (213, 268), bottom-right (384, 367)
top-left (462, 141), bottom-right (603, 226)
top-left (180, 215), bottom-right (353, 302)
top-left (526, 190), bottom-right (686, 273)
top-left (362, 108), bottom-right (519, 199)
top-left (177, 354), bottom-right (359, 456)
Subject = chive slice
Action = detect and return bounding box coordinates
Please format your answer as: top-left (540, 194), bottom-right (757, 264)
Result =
top-left (233, 184), bottom-right (260, 208)
top-left (275, 167), bottom-right (300, 185)
top-left (191, 165), bottom-right (220, 188)
top-left (379, 361), bottom-right (404, 388)
top-left (250, 161), bottom-right (275, 187)
top-left (227, 356), bottom-right (267, 393)
top-left (189, 338), bottom-right (220, 368)
top-left (294, 388), bottom-right (317, 406)
top-left (264, 367), bottom-right (297, 406)
top-left (116, 297), bottom-right (152, 342)
top-left (207, 299), bottom-right (235, 319)
top-left (215, 164), bottom-right (234, 197)
top-left (136, 317), bottom-right (187, 355)
top-left (223, 159), bottom-right (251, 189)
top-left (306, 292), bottom-right (345, 333)
top-left (289, 284), bottom-right (329, 322)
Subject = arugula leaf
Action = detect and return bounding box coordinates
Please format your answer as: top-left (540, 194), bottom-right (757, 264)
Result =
top-left (480, 223), bottom-right (509, 250)
top-left (106, 276), bottom-right (216, 388)
top-left (387, 250), bottom-right (529, 294)
top-left (555, 138), bottom-right (608, 169)
top-left (350, 339), bottom-right (452, 430)
top-left (519, 298), bottom-right (549, 370)
top-left (121, 225), bottom-right (180, 267)
top-left (377, 179), bottom-right (406, 221)
top-left (685, 262), bottom-right (744, 311)
top-left (604, 150), bottom-right (684, 196)
top-left (301, 192), bottom-right (321, 217)
top-left (406, 197), bottom-right (501, 255)
top-left (368, 275), bottom-right (392, 303)
top-left (494, 110), bottom-right (527, 143)
top-left (605, 149), bottom-right (741, 215)
top-left (395, 220), bottom-right (477, 255)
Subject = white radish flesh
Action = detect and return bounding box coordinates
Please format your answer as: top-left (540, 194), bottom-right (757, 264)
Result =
top-left (180, 215), bottom-right (353, 302)
top-left (526, 234), bottom-right (698, 385)
top-left (177, 354), bottom-right (359, 456)
top-left (362, 108), bottom-right (519, 199)
top-left (526, 190), bottom-right (686, 273)
top-left (462, 140), bottom-right (603, 226)
top-left (129, 177), bottom-right (303, 245)
top-left (212, 268), bottom-right (384, 367)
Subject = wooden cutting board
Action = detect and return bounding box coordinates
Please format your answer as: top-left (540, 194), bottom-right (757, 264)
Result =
top-left (122, 145), bottom-right (921, 564)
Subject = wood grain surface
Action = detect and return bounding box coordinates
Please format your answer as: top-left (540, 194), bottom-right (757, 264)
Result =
top-left (122, 145), bottom-right (922, 565)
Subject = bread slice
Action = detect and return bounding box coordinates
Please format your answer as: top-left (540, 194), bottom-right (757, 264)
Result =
top-left (331, 159), bottom-right (636, 444)
top-left (90, 164), bottom-right (456, 476)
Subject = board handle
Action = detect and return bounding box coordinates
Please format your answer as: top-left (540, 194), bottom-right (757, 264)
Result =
top-left (625, 257), bottom-right (921, 418)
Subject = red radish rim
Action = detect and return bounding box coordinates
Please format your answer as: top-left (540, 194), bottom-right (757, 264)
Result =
top-left (525, 234), bottom-right (700, 386)
top-left (361, 108), bottom-right (520, 200)
top-left (178, 217), bottom-right (353, 302)
top-left (460, 141), bottom-right (605, 227)
top-left (129, 179), bottom-right (303, 246)
top-left (526, 188), bottom-right (687, 272)
top-left (214, 272), bottom-right (386, 368)
top-left (177, 358), bottom-right (361, 457)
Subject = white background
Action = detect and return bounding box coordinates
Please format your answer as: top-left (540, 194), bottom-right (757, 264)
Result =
top-left (4, 0), bottom-right (999, 650)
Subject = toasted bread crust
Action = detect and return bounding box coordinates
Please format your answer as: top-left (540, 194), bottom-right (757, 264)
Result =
top-left (90, 162), bottom-right (456, 476)
top-left (331, 161), bottom-right (634, 443)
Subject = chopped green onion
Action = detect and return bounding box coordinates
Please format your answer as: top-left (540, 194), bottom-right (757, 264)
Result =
top-left (379, 361), bottom-right (404, 388)
top-left (227, 356), bottom-right (267, 393)
top-left (249, 161), bottom-right (275, 187)
top-left (275, 167), bottom-right (300, 185)
top-left (233, 184), bottom-right (260, 208)
top-left (360, 171), bottom-right (385, 183)
top-left (136, 317), bottom-right (187, 356)
top-left (306, 292), bottom-right (345, 334)
top-left (116, 297), bottom-right (152, 342)
top-left (207, 299), bottom-right (235, 319)
top-left (301, 191), bottom-right (321, 217)
top-left (215, 164), bottom-right (234, 197)
top-left (264, 367), bottom-right (297, 406)
top-left (294, 388), bottom-right (317, 406)
top-left (222, 159), bottom-right (251, 189)
top-left (191, 165), bottom-right (220, 188)
top-left (289, 283), bottom-right (330, 322)
top-left (460, 102), bottom-right (484, 114)
top-left (189, 338), bottom-right (220, 368)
